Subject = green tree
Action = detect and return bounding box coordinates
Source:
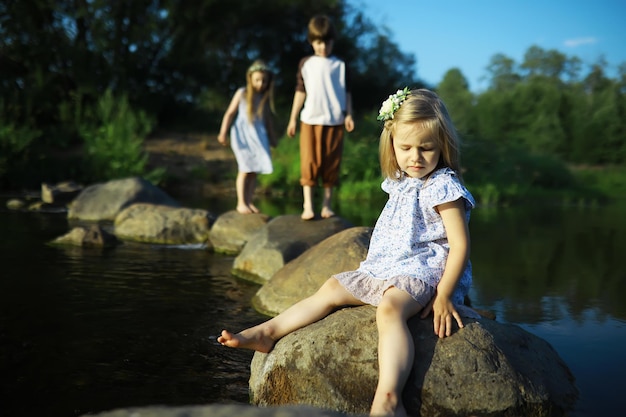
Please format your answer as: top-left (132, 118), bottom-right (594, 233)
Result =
top-left (509, 79), bottom-right (566, 155)
top-left (485, 53), bottom-right (521, 91)
top-left (437, 68), bottom-right (475, 136)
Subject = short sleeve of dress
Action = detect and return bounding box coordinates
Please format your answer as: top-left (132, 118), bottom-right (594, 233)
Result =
top-left (424, 168), bottom-right (475, 210)
top-left (381, 178), bottom-right (392, 194)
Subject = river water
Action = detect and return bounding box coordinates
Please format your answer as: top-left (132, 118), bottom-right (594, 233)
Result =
top-left (0, 194), bottom-right (624, 417)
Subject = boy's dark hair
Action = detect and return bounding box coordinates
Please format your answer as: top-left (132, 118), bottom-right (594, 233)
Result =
top-left (307, 15), bottom-right (335, 43)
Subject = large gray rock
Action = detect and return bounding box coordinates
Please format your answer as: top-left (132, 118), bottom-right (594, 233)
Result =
top-left (114, 203), bottom-right (214, 245)
top-left (68, 177), bottom-right (180, 221)
top-left (232, 215), bottom-right (353, 284)
top-left (209, 210), bottom-right (271, 255)
top-left (83, 403), bottom-right (360, 417)
top-left (41, 181), bottom-right (83, 205)
top-left (49, 224), bottom-right (119, 248)
top-left (250, 307), bottom-right (578, 417)
top-left (252, 226), bottom-right (372, 315)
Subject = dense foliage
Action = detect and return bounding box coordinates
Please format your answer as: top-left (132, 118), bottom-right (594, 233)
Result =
top-left (1, 0), bottom-right (624, 202)
top-left (0, 0), bottom-right (419, 189)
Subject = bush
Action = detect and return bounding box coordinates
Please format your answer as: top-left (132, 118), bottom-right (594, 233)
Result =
top-left (0, 121), bottom-right (40, 186)
top-left (80, 89), bottom-right (163, 183)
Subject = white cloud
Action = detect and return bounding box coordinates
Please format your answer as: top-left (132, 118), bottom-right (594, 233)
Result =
top-left (563, 37), bottom-right (598, 48)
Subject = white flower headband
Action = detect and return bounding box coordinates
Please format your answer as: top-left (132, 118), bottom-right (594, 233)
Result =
top-left (248, 63), bottom-right (271, 73)
top-left (377, 87), bottom-right (410, 121)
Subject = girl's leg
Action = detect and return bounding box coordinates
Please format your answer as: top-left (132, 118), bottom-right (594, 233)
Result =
top-left (301, 185), bottom-right (315, 220)
top-left (235, 172), bottom-right (252, 214)
top-left (370, 288), bottom-right (423, 417)
top-left (218, 277), bottom-right (363, 353)
top-left (245, 173), bottom-right (259, 213)
top-left (321, 186), bottom-right (335, 218)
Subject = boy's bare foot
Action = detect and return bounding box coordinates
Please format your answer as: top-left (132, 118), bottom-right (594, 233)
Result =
top-left (217, 329), bottom-right (275, 353)
top-left (301, 208), bottom-right (315, 220)
top-left (321, 207), bottom-right (335, 218)
top-left (236, 204), bottom-right (252, 214)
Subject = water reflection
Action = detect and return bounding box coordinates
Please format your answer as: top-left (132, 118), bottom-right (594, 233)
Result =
top-left (470, 204), bottom-right (626, 323)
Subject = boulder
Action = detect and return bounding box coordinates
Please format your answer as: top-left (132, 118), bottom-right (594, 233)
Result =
top-left (252, 226), bottom-right (373, 315)
top-left (232, 215), bottom-right (353, 284)
top-left (67, 177), bottom-right (180, 221)
top-left (6, 198), bottom-right (25, 210)
top-left (49, 224), bottom-right (119, 248)
top-left (250, 307), bottom-right (578, 417)
top-left (41, 181), bottom-right (83, 205)
top-left (82, 403), bottom-right (359, 417)
top-left (114, 203), bottom-right (214, 245)
top-left (209, 210), bottom-right (271, 255)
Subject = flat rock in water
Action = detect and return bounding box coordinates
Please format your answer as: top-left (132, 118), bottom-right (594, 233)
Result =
top-left (232, 215), bottom-right (353, 284)
top-left (114, 203), bottom-right (214, 245)
top-left (209, 210), bottom-right (271, 255)
top-left (68, 177), bottom-right (179, 221)
top-left (82, 404), bottom-right (359, 417)
top-left (252, 226), bottom-right (372, 315)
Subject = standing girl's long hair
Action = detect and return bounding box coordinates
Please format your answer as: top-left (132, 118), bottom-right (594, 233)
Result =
top-left (245, 60), bottom-right (275, 123)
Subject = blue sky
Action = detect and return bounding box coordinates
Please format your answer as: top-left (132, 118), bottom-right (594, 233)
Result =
top-left (353, 0), bottom-right (626, 92)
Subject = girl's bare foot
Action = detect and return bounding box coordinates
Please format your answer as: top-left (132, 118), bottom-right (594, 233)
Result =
top-left (217, 329), bottom-right (275, 353)
top-left (249, 204), bottom-right (260, 214)
top-left (236, 204), bottom-right (252, 214)
top-left (370, 392), bottom-right (406, 417)
top-left (321, 207), bottom-right (335, 218)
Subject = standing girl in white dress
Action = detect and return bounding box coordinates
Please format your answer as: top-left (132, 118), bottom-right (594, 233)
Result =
top-left (218, 88), bottom-right (479, 417)
top-left (218, 60), bottom-right (277, 214)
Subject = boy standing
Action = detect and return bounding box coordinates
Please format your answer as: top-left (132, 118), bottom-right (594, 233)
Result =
top-left (287, 14), bottom-right (355, 220)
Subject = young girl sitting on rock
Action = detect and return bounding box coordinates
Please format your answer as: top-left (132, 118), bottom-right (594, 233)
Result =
top-left (218, 88), bottom-right (479, 417)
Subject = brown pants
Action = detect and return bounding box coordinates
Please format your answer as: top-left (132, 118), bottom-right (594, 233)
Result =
top-left (299, 122), bottom-right (344, 187)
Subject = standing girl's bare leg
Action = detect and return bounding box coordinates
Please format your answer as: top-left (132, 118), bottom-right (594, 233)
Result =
top-left (236, 172), bottom-right (252, 213)
top-left (245, 172), bottom-right (259, 213)
top-left (370, 288), bottom-right (423, 417)
top-left (218, 277), bottom-right (363, 353)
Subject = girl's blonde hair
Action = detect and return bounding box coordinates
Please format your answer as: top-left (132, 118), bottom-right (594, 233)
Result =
top-left (245, 60), bottom-right (275, 122)
top-left (379, 89), bottom-right (461, 180)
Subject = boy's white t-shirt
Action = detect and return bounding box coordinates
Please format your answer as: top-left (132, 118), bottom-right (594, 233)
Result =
top-left (296, 55), bottom-right (348, 126)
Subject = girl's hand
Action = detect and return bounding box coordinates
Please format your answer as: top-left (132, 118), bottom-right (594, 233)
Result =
top-left (217, 133), bottom-right (228, 146)
top-left (421, 292), bottom-right (464, 338)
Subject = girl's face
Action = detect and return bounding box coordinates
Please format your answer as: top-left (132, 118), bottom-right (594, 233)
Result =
top-left (392, 122), bottom-right (441, 179)
top-left (250, 71), bottom-right (270, 93)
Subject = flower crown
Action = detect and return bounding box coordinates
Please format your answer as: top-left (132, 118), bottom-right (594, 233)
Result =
top-left (248, 63), bottom-right (271, 73)
top-left (377, 87), bottom-right (411, 121)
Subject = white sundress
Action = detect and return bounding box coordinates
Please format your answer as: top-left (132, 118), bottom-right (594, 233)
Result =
top-left (334, 168), bottom-right (479, 317)
top-left (229, 88), bottom-right (273, 174)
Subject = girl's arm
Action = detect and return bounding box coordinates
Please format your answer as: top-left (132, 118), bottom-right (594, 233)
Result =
top-left (420, 198), bottom-right (470, 338)
top-left (217, 89), bottom-right (243, 146)
top-left (264, 109), bottom-right (278, 147)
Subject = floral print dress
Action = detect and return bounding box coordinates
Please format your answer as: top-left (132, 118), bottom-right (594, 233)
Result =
top-left (334, 167), bottom-right (478, 315)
